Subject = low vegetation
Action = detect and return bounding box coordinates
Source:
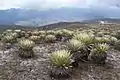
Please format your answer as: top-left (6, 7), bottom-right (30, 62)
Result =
top-left (18, 39), bottom-right (35, 58)
top-left (0, 24), bottom-right (120, 79)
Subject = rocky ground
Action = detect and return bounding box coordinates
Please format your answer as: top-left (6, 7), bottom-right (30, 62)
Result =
top-left (0, 41), bottom-right (120, 80)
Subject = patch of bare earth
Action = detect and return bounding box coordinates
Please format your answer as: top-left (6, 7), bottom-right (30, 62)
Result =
top-left (0, 42), bottom-right (120, 80)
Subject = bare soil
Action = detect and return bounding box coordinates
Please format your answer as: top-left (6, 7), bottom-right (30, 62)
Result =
top-left (0, 41), bottom-right (120, 80)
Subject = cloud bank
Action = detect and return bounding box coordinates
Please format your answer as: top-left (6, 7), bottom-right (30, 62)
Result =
top-left (0, 0), bottom-right (120, 10)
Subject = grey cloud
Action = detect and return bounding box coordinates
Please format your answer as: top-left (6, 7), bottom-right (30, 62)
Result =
top-left (0, 0), bottom-right (120, 9)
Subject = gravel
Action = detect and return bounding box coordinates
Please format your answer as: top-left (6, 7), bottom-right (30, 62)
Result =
top-left (0, 42), bottom-right (120, 80)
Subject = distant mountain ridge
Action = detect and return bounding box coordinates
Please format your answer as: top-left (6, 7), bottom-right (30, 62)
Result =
top-left (83, 18), bottom-right (120, 23)
top-left (0, 8), bottom-right (120, 26)
top-left (0, 22), bottom-right (87, 32)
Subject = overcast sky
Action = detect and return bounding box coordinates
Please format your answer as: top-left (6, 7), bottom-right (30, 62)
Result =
top-left (0, 0), bottom-right (120, 10)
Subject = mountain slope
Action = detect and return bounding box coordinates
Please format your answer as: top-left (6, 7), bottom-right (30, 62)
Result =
top-left (0, 8), bottom-right (120, 26)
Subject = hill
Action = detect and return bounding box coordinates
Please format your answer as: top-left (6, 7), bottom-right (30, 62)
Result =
top-left (0, 22), bottom-right (88, 32)
top-left (83, 18), bottom-right (120, 24)
top-left (0, 8), bottom-right (120, 26)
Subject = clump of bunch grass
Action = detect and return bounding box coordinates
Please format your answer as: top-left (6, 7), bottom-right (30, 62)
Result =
top-left (11, 32), bottom-right (19, 38)
top-left (88, 43), bottom-right (109, 64)
top-left (51, 50), bottom-right (72, 67)
top-left (95, 36), bottom-right (110, 44)
top-left (2, 34), bottom-right (17, 43)
top-left (19, 39), bottom-right (35, 50)
top-left (72, 33), bottom-right (95, 61)
top-left (62, 29), bottom-right (74, 37)
top-left (14, 29), bottom-right (21, 33)
top-left (95, 43), bottom-right (110, 54)
top-left (24, 32), bottom-right (31, 38)
top-left (14, 29), bottom-right (22, 38)
top-left (110, 36), bottom-right (118, 42)
top-left (18, 39), bottom-right (35, 58)
top-left (55, 30), bottom-right (63, 36)
top-left (39, 34), bottom-right (46, 42)
top-left (0, 34), bottom-right (2, 40)
top-left (19, 31), bottom-right (26, 37)
top-left (29, 36), bottom-right (41, 43)
top-left (73, 33), bottom-right (95, 45)
top-left (5, 29), bottom-right (13, 33)
top-left (1, 33), bottom-right (17, 49)
top-left (55, 30), bottom-right (64, 41)
top-left (67, 39), bottom-right (84, 52)
top-left (31, 30), bottom-right (40, 36)
top-left (39, 31), bottom-right (46, 35)
top-left (2, 29), bottom-right (13, 36)
top-left (46, 30), bottom-right (55, 35)
top-left (114, 40), bottom-right (120, 51)
top-left (96, 31), bottom-right (104, 37)
top-left (115, 30), bottom-right (120, 39)
top-left (50, 49), bottom-right (73, 78)
top-left (45, 35), bottom-right (56, 43)
top-left (109, 36), bottom-right (118, 46)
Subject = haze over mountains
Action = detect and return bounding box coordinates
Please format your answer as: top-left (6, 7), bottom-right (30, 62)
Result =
top-left (0, 8), bottom-right (120, 26)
